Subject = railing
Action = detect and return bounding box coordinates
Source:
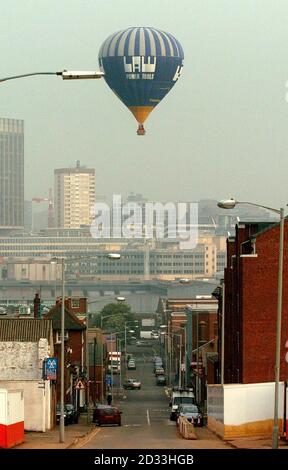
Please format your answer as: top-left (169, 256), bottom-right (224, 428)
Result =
top-left (178, 416), bottom-right (197, 440)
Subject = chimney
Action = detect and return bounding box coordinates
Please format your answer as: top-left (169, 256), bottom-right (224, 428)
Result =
top-left (33, 293), bottom-right (41, 319)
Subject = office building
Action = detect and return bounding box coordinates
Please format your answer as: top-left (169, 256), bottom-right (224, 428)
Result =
top-left (0, 118), bottom-right (24, 232)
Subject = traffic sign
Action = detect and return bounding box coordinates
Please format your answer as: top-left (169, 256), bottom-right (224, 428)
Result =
top-left (43, 357), bottom-right (58, 380)
top-left (75, 379), bottom-right (85, 390)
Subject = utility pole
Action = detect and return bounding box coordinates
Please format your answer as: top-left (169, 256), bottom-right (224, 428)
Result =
top-left (196, 310), bottom-right (199, 403)
top-left (93, 337), bottom-right (96, 405)
top-left (179, 333), bottom-right (182, 388)
top-left (221, 282), bottom-right (225, 385)
top-left (186, 308), bottom-right (193, 387)
top-left (110, 334), bottom-right (114, 404)
top-left (60, 258), bottom-right (65, 443)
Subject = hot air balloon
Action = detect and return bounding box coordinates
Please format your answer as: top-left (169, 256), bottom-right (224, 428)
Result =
top-left (98, 27), bottom-right (184, 135)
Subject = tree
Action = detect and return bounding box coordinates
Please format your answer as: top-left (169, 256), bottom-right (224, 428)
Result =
top-left (100, 302), bottom-right (134, 337)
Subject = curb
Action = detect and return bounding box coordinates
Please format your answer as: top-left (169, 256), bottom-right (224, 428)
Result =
top-left (67, 425), bottom-right (100, 449)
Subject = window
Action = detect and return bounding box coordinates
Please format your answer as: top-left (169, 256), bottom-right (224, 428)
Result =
top-left (56, 331), bottom-right (69, 343)
top-left (199, 321), bottom-right (207, 342)
top-left (71, 298), bottom-right (80, 308)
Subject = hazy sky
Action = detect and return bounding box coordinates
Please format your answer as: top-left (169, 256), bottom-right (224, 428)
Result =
top-left (1, 0), bottom-right (288, 208)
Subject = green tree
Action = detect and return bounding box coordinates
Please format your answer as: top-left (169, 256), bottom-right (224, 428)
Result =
top-left (100, 302), bottom-right (134, 337)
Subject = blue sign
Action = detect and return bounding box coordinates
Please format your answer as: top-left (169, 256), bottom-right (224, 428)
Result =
top-left (44, 357), bottom-right (58, 380)
top-left (105, 375), bottom-right (112, 386)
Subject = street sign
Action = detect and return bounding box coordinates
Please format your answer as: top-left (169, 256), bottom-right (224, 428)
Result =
top-left (105, 375), bottom-right (112, 386)
top-left (75, 379), bottom-right (85, 390)
top-left (43, 357), bottom-right (58, 380)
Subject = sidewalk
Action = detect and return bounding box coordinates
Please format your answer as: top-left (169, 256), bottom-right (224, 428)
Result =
top-left (16, 413), bottom-right (98, 449)
top-left (226, 436), bottom-right (288, 449)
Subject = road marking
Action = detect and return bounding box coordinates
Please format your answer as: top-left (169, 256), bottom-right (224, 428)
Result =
top-left (146, 409), bottom-right (151, 426)
top-left (124, 424), bottom-right (142, 427)
top-left (150, 409), bottom-right (169, 412)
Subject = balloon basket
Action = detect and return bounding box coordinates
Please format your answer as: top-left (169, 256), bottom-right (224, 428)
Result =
top-left (137, 125), bottom-right (146, 136)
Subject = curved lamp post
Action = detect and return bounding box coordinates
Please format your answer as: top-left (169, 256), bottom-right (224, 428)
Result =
top-left (218, 198), bottom-right (284, 449)
top-left (0, 70), bottom-right (104, 83)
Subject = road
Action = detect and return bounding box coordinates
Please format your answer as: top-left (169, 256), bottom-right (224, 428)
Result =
top-left (83, 343), bottom-right (231, 449)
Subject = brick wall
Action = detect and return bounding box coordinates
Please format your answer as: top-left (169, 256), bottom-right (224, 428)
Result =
top-left (224, 222), bottom-right (288, 384)
top-left (53, 330), bottom-right (84, 403)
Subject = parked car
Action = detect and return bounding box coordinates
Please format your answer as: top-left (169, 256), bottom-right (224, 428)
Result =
top-left (153, 355), bottom-right (161, 362)
top-left (154, 361), bottom-right (163, 371)
top-left (123, 378), bottom-right (141, 390)
top-left (176, 404), bottom-right (203, 427)
top-left (156, 375), bottom-right (166, 386)
top-left (56, 403), bottom-right (80, 425)
top-left (127, 360), bottom-right (136, 370)
top-left (151, 331), bottom-right (159, 339)
top-left (93, 405), bottom-right (122, 426)
top-left (155, 367), bottom-right (165, 376)
top-left (137, 340), bottom-right (152, 347)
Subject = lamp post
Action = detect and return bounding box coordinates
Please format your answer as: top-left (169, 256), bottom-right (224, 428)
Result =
top-left (117, 338), bottom-right (123, 391)
top-left (172, 326), bottom-right (187, 387)
top-left (107, 330), bottom-right (126, 404)
top-left (51, 252), bottom-right (120, 442)
top-left (0, 70), bottom-right (104, 83)
top-left (162, 331), bottom-right (183, 387)
top-left (218, 198), bottom-right (284, 449)
top-left (98, 309), bottom-right (126, 403)
top-left (124, 320), bottom-right (139, 372)
top-left (50, 257), bottom-right (66, 443)
top-left (60, 258), bottom-right (65, 443)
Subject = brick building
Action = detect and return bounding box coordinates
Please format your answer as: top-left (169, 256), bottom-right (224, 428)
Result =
top-left (223, 220), bottom-right (288, 384)
top-left (87, 328), bottom-right (105, 404)
top-left (161, 297), bottom-right (218, 402)
top-left (45, 300), bottom-right (86, 408)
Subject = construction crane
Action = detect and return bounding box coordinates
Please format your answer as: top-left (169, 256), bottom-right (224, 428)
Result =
top-left (32, 188), bottom-right (54, 228)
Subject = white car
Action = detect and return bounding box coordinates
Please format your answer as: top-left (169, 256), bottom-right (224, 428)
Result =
top-left (127, 360), bottom-right (136, 370)
top-left (123, 378), bottom-right (141, 390)
top-left (151, 333), bottom-right (159, 339)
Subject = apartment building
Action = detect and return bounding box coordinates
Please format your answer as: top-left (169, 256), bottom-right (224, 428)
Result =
top-left (54, 161), bottom-right (95, 229)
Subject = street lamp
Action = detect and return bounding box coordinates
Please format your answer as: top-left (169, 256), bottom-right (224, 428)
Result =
top-left (51, 252), bottom-right (120, 443)
top-left (0, 70), bottom-right (104, 83)
top-left (88, 307), bottom-right (126, 404)
top-left (106, 330), bottom-right (126, 404)
top-left (162, 331), bottom-right (183, 387)
top-left (169, 325), bottom-right (187, 388)
top-left (218, 198), bottom-right (284, 449)
top-left (124, 320), bottom-right (139, 365)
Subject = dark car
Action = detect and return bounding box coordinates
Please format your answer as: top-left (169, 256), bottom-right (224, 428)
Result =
top-left (93, 405), bottom-right (122, 426)
top-left (56, 403), bottom-right (80, 425)
top-left (176, 404), bottom-right (203, 427)
top-left (156, 375), bottom-right (166, 386)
